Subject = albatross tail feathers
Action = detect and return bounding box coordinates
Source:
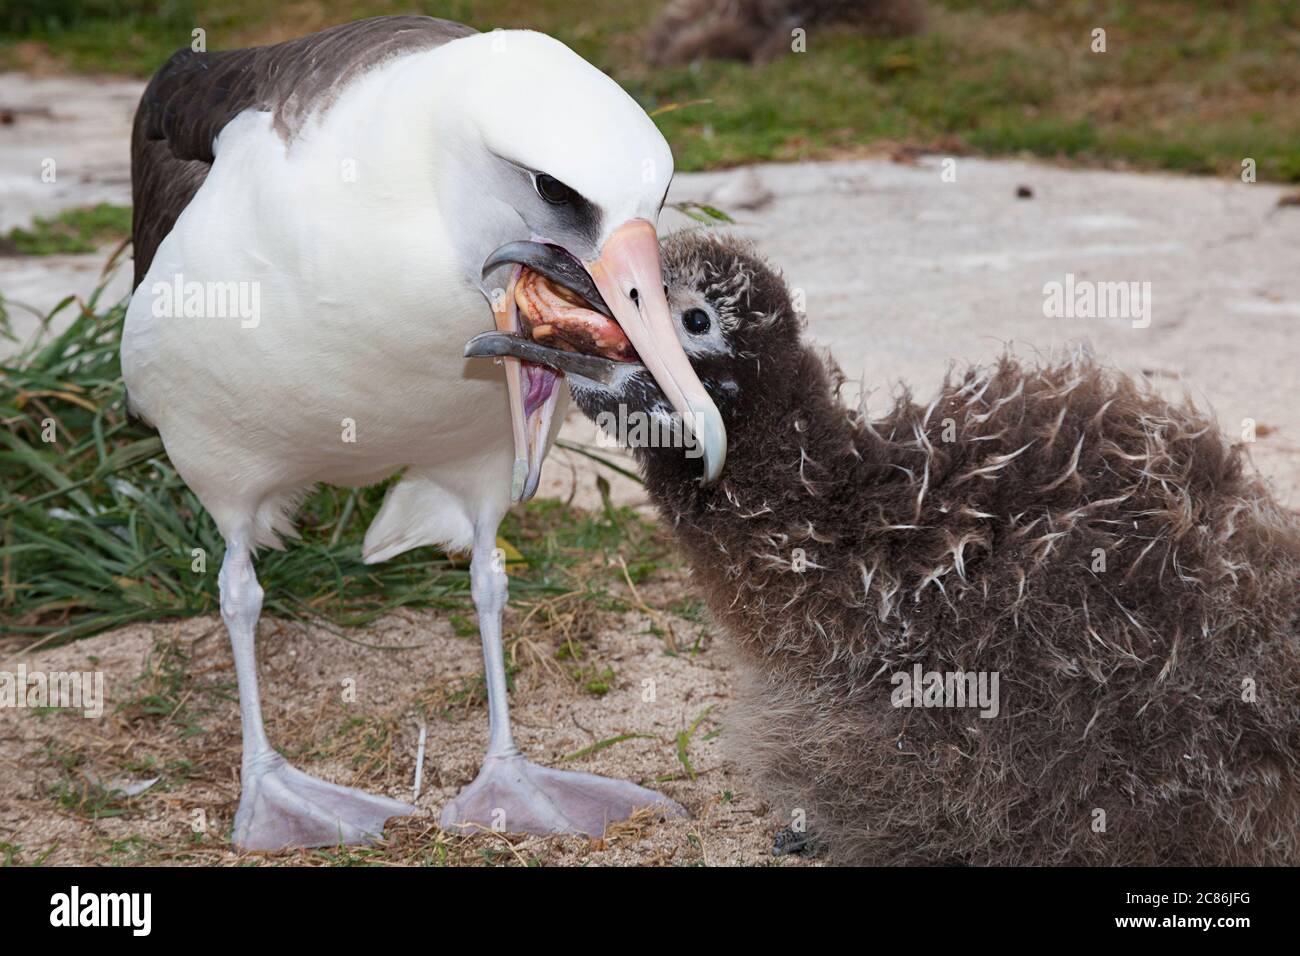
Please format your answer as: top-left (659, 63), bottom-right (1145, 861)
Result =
top-left (361, 473), bottom-right (477, 564)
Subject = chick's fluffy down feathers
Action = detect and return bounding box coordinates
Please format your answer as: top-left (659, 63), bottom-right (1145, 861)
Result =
top-left (659, 342), bottom-right (1299, 865)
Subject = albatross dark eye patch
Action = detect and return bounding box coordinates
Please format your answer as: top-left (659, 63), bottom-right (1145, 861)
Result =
top-left (522, 168), bottom-right (599, 245)
top-left (535, 173), bottom-right (575, 205)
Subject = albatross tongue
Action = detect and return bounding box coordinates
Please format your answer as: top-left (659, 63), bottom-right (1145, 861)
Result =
top-left (494, 263), bottom-right (637, 502)
top-left (516, 361), bottom-right (561, 503)
top-left (522, 362), bottom-right (560, 418)
top-left (495, 266), bottom-right (566, 503)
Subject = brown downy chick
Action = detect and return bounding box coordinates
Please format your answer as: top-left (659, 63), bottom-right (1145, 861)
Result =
top-left (477, 232), bottom-right (1300, 865)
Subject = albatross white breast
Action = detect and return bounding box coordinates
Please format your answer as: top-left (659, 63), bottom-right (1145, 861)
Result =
top-left (123, 16), bottom-right (725, 849)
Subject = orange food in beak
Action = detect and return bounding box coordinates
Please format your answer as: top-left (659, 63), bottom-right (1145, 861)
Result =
top-left (513, 270), bottom-right (637, 362)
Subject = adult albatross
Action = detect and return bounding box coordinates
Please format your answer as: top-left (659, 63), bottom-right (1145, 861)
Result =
top-left (123, 15), bottom-right (726, 850)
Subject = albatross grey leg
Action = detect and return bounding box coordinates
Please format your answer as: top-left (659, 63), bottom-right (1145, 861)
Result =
top-left (440, 516), bottom-right (687, 837)
top-left (220, 535), bottom-right (415, 851)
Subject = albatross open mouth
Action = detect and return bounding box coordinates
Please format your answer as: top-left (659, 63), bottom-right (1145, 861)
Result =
top-left (513, 268), bottom-right (639, 364)
top-left (480, 242), bottom-right (643, 502)
top-left (480, 223), bottom-right (726, 502)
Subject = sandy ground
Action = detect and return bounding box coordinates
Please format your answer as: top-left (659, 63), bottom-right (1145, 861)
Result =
top-left (0, 574), bottom-right (798, 867)
top-left (2, 72), bottom-right (1297, 865)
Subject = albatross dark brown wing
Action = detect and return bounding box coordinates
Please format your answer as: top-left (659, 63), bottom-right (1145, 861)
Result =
top-left (130, 15), bottom-right (476, 288)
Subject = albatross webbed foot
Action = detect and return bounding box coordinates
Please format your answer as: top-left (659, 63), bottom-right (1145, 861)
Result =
top-left (233, 753), bottom-right (417, 852)
top-left (440, 754), bottom-right (687, 837)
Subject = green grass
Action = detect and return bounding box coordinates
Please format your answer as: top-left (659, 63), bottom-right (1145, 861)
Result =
top-left (0, 287), bottom-right (449, 647)
top-left (0, 282), bottom-right (662, 649)
top-left (668, 706), bottom-right (714, 783)
top-left (43, 740), bottom-right (135, 820)
top-left (116, 635), bottom-right (225, 738)
top-left (0, 1), bottom-right (1296, 180)
top-left (0, 285), bottom-right (464, 647)
top-left (0, 204), bottom-right (132, 256)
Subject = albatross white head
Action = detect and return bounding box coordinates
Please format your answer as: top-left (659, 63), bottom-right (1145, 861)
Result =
top-left (428, 29), bottom-right (726, 500)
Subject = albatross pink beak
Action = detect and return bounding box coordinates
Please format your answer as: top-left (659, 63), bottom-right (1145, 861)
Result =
top-left (585, 219), bottom-right (727, 484)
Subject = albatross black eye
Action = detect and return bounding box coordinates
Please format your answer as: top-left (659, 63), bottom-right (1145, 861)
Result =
top-left (535, 173), bottom-right (574, 205)
top-left (682, 308), bottom-right (711, 335)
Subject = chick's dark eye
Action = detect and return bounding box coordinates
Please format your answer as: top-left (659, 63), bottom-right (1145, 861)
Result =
top-left (682, 308), bottom-right (711, 335)
top-left (535, 173), bottom-right (573, 205)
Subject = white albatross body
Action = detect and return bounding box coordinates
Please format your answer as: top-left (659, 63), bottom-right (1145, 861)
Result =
top-left (123, 21), bottom-right (719, 849)
top-left (126, 32), bottom-right (644, 556)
